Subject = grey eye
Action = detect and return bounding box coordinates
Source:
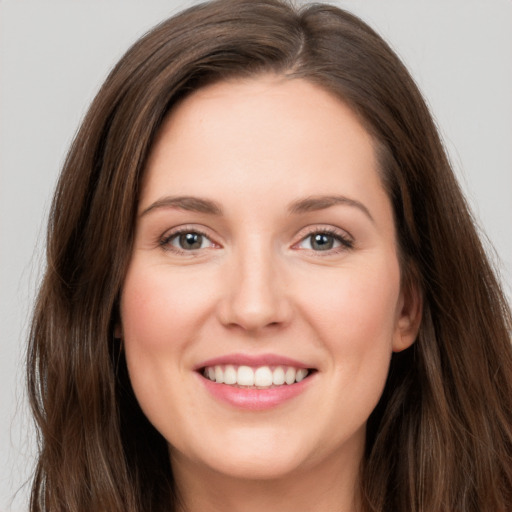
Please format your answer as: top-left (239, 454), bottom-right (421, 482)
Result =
top-left (169, 232), bottom-right (212, 250)
top-left (299, 233), bottom-right (341, 251)
top-left (311, 233), bottom-right (335, 251)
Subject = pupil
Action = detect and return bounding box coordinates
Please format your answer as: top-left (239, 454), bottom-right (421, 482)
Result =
top-left (312, 233), bottom-right (333, 251)
top-left (180, 233), bottom-right (202, 249)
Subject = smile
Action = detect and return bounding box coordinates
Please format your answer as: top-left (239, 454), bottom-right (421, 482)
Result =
top-left (195, 355), bottom-right (317, 410)
top-left (203, 364), bottom-right (311, 388)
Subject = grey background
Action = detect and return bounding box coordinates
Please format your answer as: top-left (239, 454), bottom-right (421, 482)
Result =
top-left (1, 1), bottom-right (511, 510)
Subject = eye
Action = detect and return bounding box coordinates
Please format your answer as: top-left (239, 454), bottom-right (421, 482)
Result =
top-left (296, 230), bottom-right (353, 252)
top-left (161, 230), bottom-right (216, 252)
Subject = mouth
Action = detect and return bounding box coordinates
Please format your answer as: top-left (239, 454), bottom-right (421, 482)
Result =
top-left (195, 354), bottom-right (317, 409)
top-left (200, 364), bottom-right (316, 389)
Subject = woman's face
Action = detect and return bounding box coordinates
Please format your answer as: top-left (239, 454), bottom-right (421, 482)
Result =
top-left (120, 76), bottom-right (420, 483)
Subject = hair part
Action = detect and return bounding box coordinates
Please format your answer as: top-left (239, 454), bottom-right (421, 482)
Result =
top-left (28, 1), bottom-right (512, 511)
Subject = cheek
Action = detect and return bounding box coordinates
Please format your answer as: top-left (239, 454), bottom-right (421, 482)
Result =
top-left (302, 260), bottom-right (401, 429)
top-left (119, 263), bottom-right (212, 433)
top-left (300, 259), bottom-right (401, 346)
top-left (118, 263), bottom-right (215, 418)
top-left (296, 255), bottom-right (401, 415)
top-left (120, 263), bottom-right (214, 355)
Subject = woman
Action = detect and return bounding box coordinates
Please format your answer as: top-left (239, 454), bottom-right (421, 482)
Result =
top-left (27, 0), bottom-right (512, 511)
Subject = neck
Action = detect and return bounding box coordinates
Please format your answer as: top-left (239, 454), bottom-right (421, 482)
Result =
top-left (171, 445), bottom-right (363, 512)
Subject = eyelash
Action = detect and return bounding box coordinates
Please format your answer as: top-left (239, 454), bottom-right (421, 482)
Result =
top-left (159, 227), bottom-right (215, 254)
top-left (159, 226), bottom-right (354, 255)
top-left (295, 227), bottom-right (354, 254)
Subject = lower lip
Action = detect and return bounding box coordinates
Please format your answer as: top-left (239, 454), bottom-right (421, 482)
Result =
top-left (198, 373), bottom-right (314, 410)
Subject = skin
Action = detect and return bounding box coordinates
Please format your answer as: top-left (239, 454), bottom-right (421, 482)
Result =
top-left (119, 75), bottom-right (421, 512)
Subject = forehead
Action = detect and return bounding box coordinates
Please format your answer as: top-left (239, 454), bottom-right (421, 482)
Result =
top-left (141, 75), bottom-right (386, 215)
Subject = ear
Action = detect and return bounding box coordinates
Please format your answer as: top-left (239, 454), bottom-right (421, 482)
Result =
top-left (392, 278), bottom-right (422, 352)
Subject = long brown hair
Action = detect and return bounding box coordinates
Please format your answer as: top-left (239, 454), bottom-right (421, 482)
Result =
top-left (27, 1), bottom-right (512, 511)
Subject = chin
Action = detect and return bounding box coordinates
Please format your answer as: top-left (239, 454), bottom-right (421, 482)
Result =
top-left (173, 429), bottom-right (312, 481)
top-left (201, 452), bottom-right (306, 481)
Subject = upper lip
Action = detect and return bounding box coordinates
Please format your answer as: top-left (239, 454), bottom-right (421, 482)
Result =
top-left (194, 353), bottom-right (313, 370)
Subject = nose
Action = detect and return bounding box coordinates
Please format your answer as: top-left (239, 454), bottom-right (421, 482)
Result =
top-left (217, 241), bottom-right (292, 333)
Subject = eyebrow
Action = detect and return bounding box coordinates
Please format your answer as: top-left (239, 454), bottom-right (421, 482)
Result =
top-left (140, 196), bottom-right (223, 217)
top-left (140, 194), bottom-right (374, 222)
top-left (288, 195), bottom-right (374, 223)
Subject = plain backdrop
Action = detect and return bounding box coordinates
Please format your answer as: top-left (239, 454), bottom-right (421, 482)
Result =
top-left (1, 1), bottom-right (511, 510)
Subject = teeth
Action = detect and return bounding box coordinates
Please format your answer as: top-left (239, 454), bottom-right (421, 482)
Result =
top-left (272, 366), bottom-right (285, 385)
top-left (224, 365), bottom-right (237, 385)
top-left (285, 367), bottom-right (296, 385)
top-left (296, 368), bottom-right (308, 382)
top-left (214, 366), bottom-right (224, 384)
top-left (254, 366), bottom-right (273, 387)
top-left (203, 365), bottom-right (311, 387)
top-left (237, 366), bottom-right (254, 386)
